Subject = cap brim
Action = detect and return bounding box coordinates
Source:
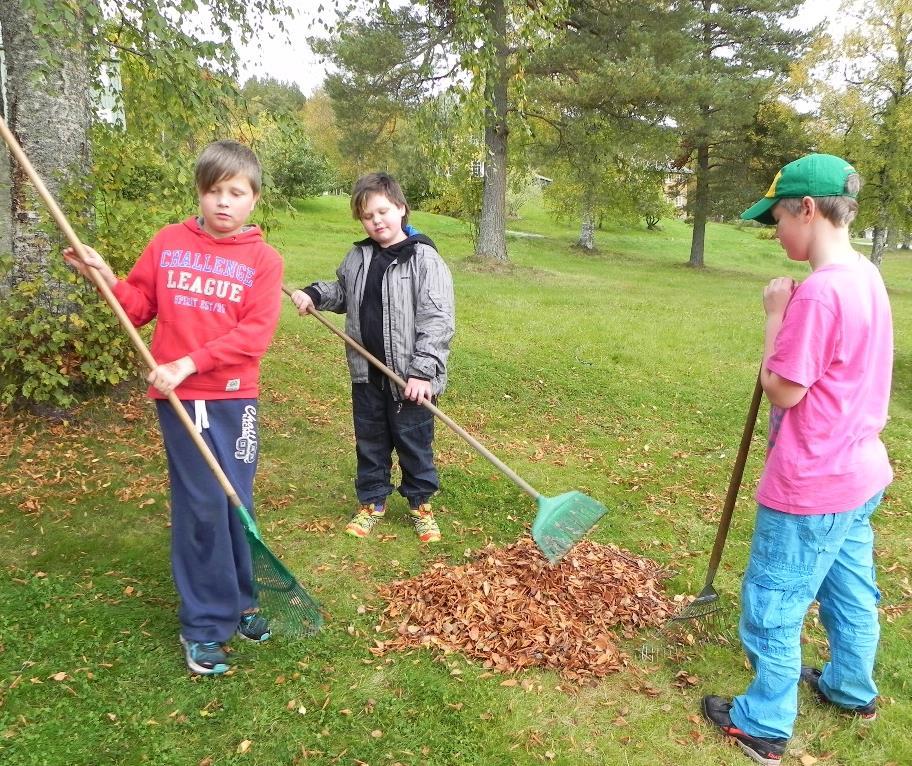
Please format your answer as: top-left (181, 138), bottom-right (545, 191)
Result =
top-left (740, 197), bottom-right (777, 225)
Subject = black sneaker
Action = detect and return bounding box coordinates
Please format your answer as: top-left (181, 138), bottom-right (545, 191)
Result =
top-left (800, 666), bottom-right (877, 721)
top-left (237, 612), bottom-right (271, 643)
top-left (701, 695), bottom-right (787, 765)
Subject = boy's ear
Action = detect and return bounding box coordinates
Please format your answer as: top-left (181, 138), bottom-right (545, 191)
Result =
top-left (801, 196), bottom-right (816, 220)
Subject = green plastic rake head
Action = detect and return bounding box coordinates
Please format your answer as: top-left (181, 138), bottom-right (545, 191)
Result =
top-left (531, 491), bottom-right (609, 564)
top-left (236, 507), bottom-right (324, 638)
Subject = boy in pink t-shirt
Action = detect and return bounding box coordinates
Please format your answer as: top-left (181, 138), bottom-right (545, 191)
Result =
top-left (701, 154), bottom-right (893, 766)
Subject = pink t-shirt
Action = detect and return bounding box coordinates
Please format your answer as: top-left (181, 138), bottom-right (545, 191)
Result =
top-left (757, 257), bottom-right (893, 515)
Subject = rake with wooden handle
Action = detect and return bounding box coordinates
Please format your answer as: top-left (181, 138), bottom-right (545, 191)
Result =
top-left (283, 285), bottom-right (608, 563)
top-left (0, 115), bottom-right (322, 637)
top-left (639, 372), bottom-right (764, 660)
top-left (670, 371), bottom-right (764, 624)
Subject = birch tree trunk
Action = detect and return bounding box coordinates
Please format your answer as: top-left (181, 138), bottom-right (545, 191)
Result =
top-left (474, 0), bottom-right (509, 262)
top-left (0, 2), bottom-right (93, 298)
top-left (870, 225), bottom-right (888, 268)
top-left (577, 209), bottom-right (595, 250)
top-left (0, 46), bottom-right (10, 263)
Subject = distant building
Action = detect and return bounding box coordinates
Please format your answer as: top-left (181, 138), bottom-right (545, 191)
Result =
top-left (663, 167), bottom-right (692, 214)
top-left (94, 56), bottom-right (125, 127)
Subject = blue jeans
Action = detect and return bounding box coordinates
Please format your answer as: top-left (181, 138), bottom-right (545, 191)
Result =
top-left (351, 383), bottom-right (438, 507)
top-left (730, 491), bottom-right (884, 740)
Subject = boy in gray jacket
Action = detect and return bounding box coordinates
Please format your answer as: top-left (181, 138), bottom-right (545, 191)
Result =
top-left (292, 172), bottom-right (455, 542)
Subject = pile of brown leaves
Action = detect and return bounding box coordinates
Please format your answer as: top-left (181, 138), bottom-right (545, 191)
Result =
top-left (374, 537), bottom-right (676, 681)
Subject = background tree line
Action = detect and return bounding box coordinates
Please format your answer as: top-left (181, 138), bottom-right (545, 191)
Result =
top-left (1, 0), bottom-right (910, 406)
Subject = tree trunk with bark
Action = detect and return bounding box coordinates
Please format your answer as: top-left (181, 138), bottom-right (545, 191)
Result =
top-left (0, 44), bottom-right (11, 264)
top-left (474, 0), bottom-right (509, 262)
top-left (577, 213), bottom-right (595, 250)
top-left (688, 141), bottom-right (710, 268)
top-left (870, 225), bottom-right (888, 268)
top-left (577, 206), bottom-right (595, 250)
top-left (0, 2), bottom-right (93, 296)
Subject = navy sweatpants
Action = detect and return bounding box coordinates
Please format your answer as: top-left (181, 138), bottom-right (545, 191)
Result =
top-left (156, 399), bottom-right (259, 643)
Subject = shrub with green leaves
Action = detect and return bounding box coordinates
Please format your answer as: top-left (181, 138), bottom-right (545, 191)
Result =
top-left (260, 115), bottom-right (337, 201)
top-left (0, 256), bottom-right (137, 407)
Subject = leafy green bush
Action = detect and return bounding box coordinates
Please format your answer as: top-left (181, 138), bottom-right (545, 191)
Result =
top-left (260, 116), bottom-right (337, 201)
top-left (422, 175), bottom-right (483, 223)
top-left (0, 256), bottom-right (136, 407)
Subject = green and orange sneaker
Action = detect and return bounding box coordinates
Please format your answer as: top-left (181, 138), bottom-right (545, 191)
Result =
top-left (345, 502), bottom-right (385, 538)
top-left (408, 503), bottom-right (441, 543)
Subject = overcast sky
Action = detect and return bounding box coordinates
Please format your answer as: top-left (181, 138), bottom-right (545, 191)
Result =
top-left (236, 0), bottom-right (845, 95)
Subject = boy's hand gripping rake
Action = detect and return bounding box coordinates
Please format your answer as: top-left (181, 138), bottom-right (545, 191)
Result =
top-left (283, 286), bottom-right (608, 563)
top-left (0, 116), bottom-right (322, 638)
top-left (669, 372), bottom-right (764, 625)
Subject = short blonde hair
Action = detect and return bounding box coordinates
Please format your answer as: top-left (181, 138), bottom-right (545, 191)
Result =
top-left (351, 172), bottom-right (410, 226)
top-left (195, 140), bottom-right (262, 195)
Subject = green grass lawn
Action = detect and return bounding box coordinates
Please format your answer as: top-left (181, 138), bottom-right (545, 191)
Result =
top-left (1, 198), bottom-right (910, 765)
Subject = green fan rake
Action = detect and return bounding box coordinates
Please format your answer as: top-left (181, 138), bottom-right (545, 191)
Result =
top-left (0, 116), bottom-right (322, 638)
top-left (283, 286), bottom-right (608, 563)
top-left (642, 372), bottom-right (763, 659)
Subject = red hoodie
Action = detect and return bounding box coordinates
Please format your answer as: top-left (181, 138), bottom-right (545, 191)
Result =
top-left (112, 217), bottom-right (283, 400)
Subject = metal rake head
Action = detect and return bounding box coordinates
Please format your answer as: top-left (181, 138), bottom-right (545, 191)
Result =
top-left (638, 593), bottom-right (737, 662)
top-left (669, 586), bottom-right (722, 622)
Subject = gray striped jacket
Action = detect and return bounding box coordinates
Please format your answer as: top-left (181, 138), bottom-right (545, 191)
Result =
top-left (309, 240), bottom-right (455, 398)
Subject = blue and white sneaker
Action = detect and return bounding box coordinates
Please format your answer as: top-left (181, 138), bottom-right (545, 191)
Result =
top-left (180, 634), bottom-right (230, 675)
top-left (237, 612), bottom-right (271, 643)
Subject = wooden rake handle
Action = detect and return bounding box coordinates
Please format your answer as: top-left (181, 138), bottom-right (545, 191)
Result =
top-left (701, 370), bottom-right (764, 588)
top-left (282, 285), bottom-right (541, 500)
top-left (0, 115), bottom-right (248, 515)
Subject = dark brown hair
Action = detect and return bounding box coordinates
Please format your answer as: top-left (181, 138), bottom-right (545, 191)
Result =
top-left (775, 173), bottom-right (861, 226)
top-left (350, 172), bottom-right (410, 226)
top-left (195, 140), bottom-right (262, 195)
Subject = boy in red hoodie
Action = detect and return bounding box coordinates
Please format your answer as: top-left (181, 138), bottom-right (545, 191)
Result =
top-left (64, 140), bottom-right (283, 675)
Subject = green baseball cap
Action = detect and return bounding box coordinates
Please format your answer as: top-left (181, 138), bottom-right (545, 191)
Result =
top-left (740, 153), bottom-right (858, 225)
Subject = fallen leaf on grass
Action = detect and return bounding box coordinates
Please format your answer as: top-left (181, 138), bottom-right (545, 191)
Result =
top-left (236, 740), bottom-right (251, 754)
